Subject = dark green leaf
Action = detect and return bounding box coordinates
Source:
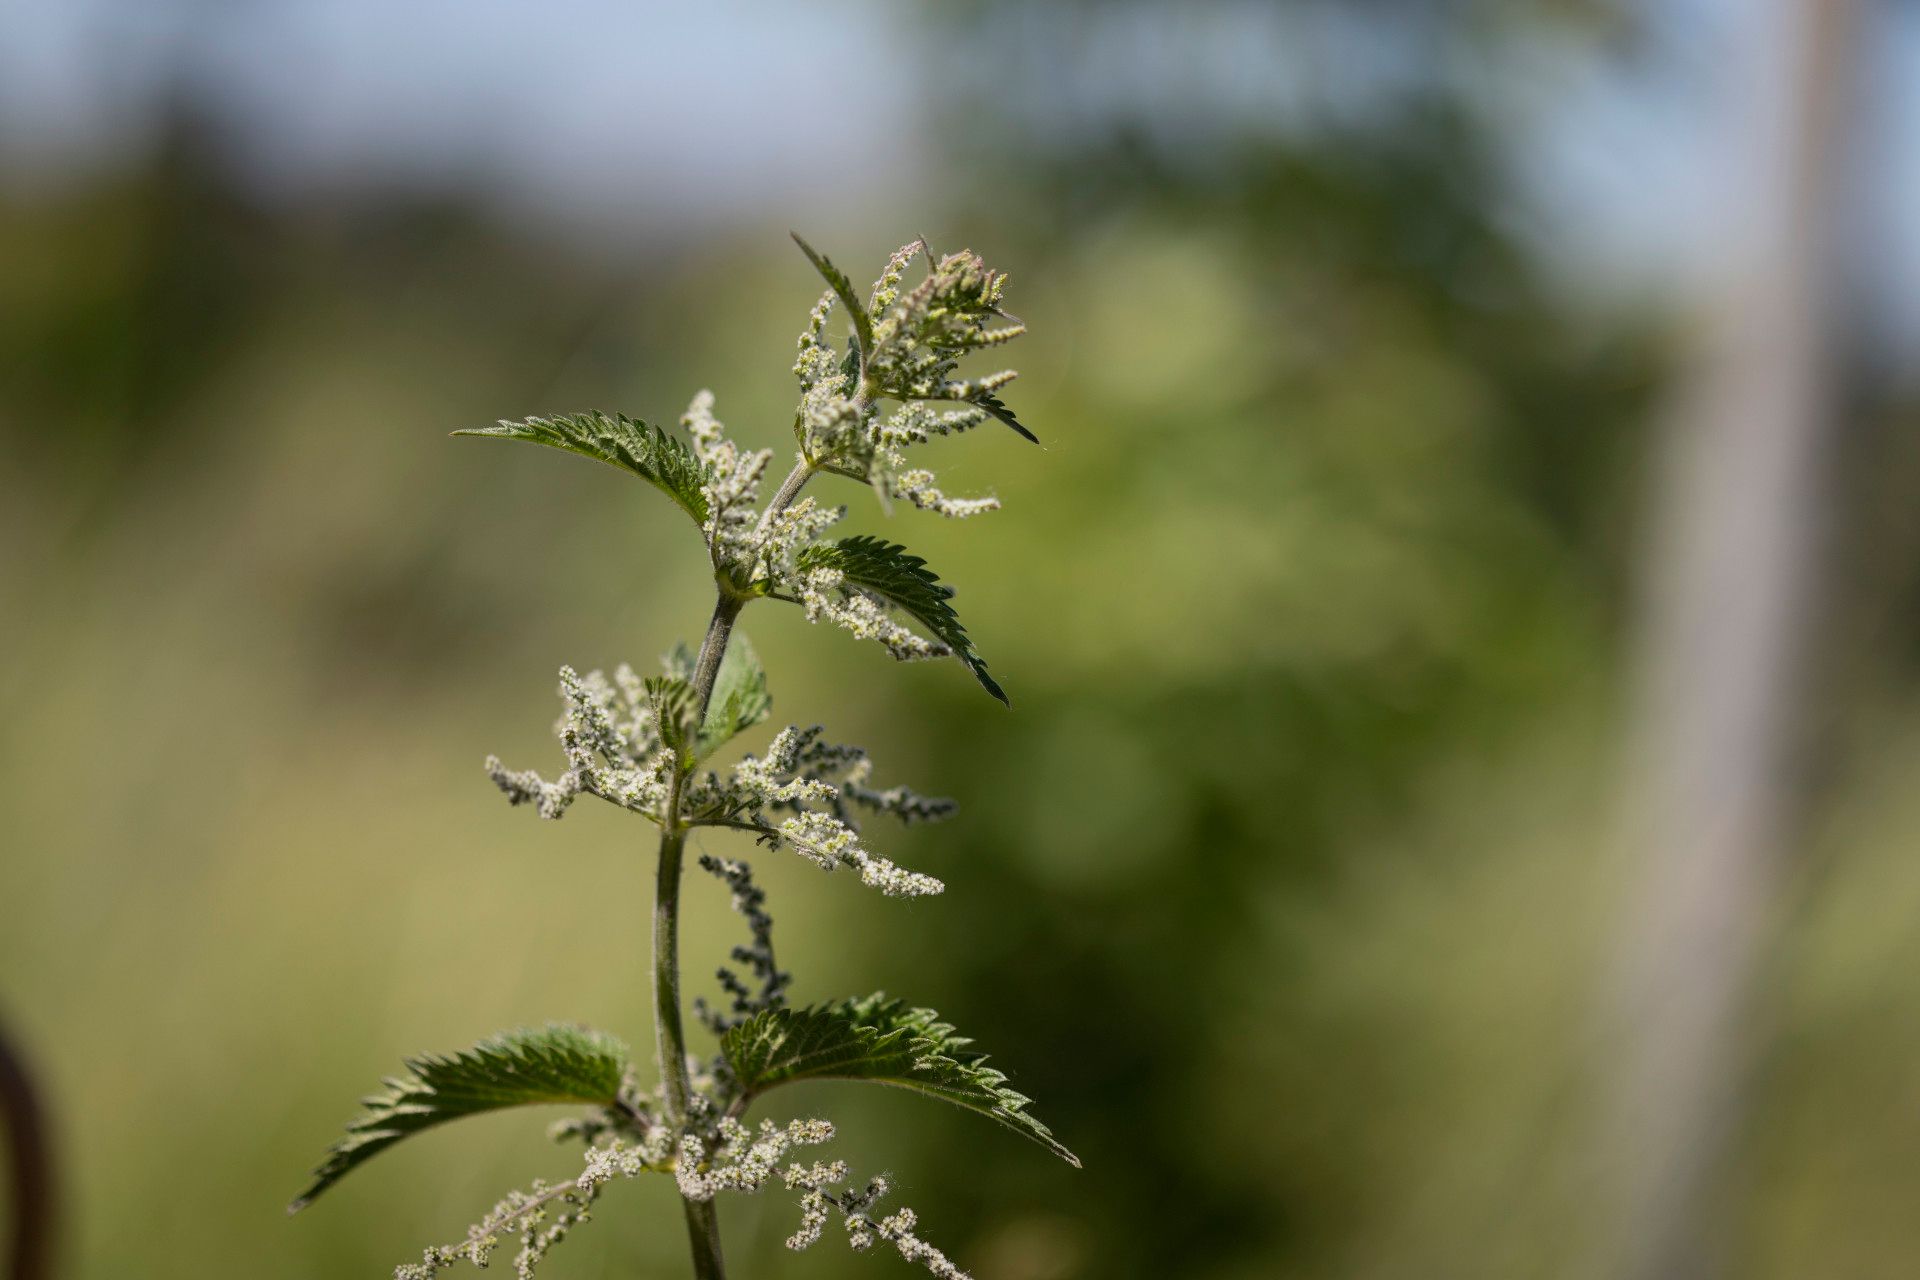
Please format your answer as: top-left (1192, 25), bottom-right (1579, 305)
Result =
top-left (722, 994), bottom-right (1077, 1167)
top-left (291, 1025), bottom-right (630, 1212)
top-left (454, 411), bottom-right (709, 526)
top-left (796, 536), bottom-right (1008, 705)
top-left (791, 233), bottom-right (874, 353)
top-left (699, 633), bottom-right (772, 759)
top-left (974, 392), bottom-right (1038, 444)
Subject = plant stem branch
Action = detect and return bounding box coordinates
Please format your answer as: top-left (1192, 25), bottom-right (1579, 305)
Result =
top-left (758, 457), bottom-right (818, 533)
top-left (653, 456), bottom-right (818, 1280)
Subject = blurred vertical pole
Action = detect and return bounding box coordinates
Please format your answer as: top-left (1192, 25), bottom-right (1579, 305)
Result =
top-left (1606, 1), bottom-right (1856, 1278)
top-left (0, 1017), bottom-right (54, 1280)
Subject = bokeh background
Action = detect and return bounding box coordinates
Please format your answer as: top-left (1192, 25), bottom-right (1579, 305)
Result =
top-left (4, 2), bottom-right (1920, 1278)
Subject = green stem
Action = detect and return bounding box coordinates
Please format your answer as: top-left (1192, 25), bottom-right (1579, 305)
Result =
top-left (759, 455), bottom-right (819, 529)
top-left (653, 458), bottom-right (816, 1280)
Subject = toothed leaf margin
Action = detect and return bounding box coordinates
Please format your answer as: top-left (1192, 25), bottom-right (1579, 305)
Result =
top-left (455, 411), bottom-right (710, 526)
top-left (291, 1024), bottom-right (631, 1211)
top-left (795, 535), bottom-right (1008, 705)
top-left (722, 994), bottom-right (1077, 1166)
top-left (791, 233), bottom-right (874, 353)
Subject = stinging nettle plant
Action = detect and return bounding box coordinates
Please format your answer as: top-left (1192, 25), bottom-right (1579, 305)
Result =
top-left (292, 235), bottom-right (1075, 1280)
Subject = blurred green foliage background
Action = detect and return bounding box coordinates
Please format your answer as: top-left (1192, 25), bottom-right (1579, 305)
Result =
top-left (6, 3), bottom-right (1920, 1278)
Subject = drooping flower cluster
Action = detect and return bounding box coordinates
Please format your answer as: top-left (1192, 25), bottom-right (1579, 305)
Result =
top-left (675, 1117), bottom-right (972, 1280)
top-left (674, 1115), bottom-right (835, 1202)
top-left (394, 1134), bottom-right (672, 1280)
top-left (719, 724), bottom-right (952, 897)
top-left (692, 854), bottom-right (788, 1036)
top-left (785, 1168), bottom-right (971, 1279)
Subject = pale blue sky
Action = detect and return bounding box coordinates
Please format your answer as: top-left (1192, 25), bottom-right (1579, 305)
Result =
top-left (3, 0), bottom-right (1916, 351)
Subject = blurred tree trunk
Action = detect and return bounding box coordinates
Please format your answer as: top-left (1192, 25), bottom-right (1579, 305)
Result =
top-left (1606, 1), bottom-right (1856, 1277)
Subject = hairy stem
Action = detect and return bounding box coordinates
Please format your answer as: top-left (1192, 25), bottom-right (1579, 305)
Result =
top-left (654, 458), bottom-right (815, 1280)
top-left (653, 818), bottom-right (725, 1278)
top-left (758, 456), bottom-right (818, 532)
top-left (689, 594), bottom-right (742, 706)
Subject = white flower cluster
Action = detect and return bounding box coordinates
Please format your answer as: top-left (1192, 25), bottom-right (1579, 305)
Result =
top-left (670, 1114), bottom-right (970, 1279)
top-left (792, 289), bottom-right (843, 389)
top-left (789, 240), bottom-right (1019, 522)
top-left (394, 1134), bottom-right (670, 1280)
top-left (775, 810), bottom-right (944, 898)
top-left (786, 1169), bottom-right (971, 1279)
top-left (798, 566), bottom-right (949, 661)
top-left (891, 467), bottom-right (1000, 520)
top-left (683, 390), bottom-right (773, 571)
top-left (757, 727), bottom-right (957, 830)
top-left (755, 496), bottom-right (846, 592)
top-left (674, 1116), bottom-right (837, 1201)
top-left (720, 725), bottom-right (953, 898)
top-left (488, 669), bottom-right (950, 899)
top-left (484, 663), bottom-right (679, 823)
top-left (482, 758), bottom-right (581, 821)
top-left (863, 245), bottom-right (1022, 395)
top-left (681, 385), bottom-right (857, 592)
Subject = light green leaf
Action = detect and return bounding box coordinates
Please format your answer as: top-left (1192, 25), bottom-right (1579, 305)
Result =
top-left (722, 994), bottom-right (1077, 1167)
top-left (791, 233), bottom-right (874, 353)
top-left (454, 411), bottom-right (709, 526)
top-left (699, 634), bottom-right (771, 758)
top-left (646, 675), bottom-right (697, 761)
top-left (291, 1025), bottom-right (630, 1212)
top-left (795, 535), bottom-right (1008, 705)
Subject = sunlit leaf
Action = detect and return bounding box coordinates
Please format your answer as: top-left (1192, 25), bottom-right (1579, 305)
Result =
top-left (455, 411), bottom-right (709, 526)
top-left (791, 233), bottom-right (874, 353)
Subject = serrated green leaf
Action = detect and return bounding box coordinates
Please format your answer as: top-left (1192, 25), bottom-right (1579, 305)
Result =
top-left (722, 994), bottom-right (1077, 1167)
top-left (454, 411), bottom-right (710, 526)
top-left (698, 633), bottom-right (771, 759)
top-left (791, 233), bottom-right (874, 353)
top-left (973, 392), bottom-right (1039, 444)
top-left (292, 1025), bottom-right (630, 1212)
top-left (646, 675), bottom-right (697, 759)
top-left (796, 535), bottom-right (1008, 705)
